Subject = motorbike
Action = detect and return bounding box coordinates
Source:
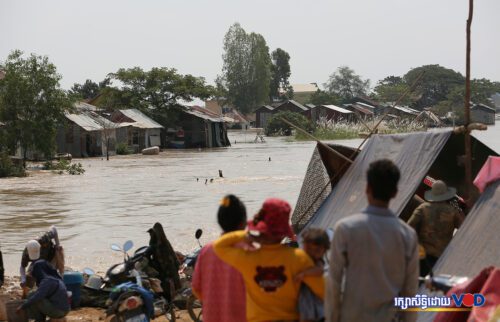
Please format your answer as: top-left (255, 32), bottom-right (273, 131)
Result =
top-left (178, 229), bottom-right (203, 322)
top-left (84, 240), bottom-right (177, 322)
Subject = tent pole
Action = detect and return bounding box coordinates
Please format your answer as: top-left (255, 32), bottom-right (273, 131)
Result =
top-left (464, 0), bottom-right (474, 203)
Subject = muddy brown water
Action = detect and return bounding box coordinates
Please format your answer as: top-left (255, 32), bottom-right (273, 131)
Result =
top-left (0, 133), bottom-right (361, 274)
top-left (1, 126), bottom-right (498, 275)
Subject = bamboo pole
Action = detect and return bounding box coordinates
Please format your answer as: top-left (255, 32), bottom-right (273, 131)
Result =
top-left (464, 0), bottom-right (474, 202)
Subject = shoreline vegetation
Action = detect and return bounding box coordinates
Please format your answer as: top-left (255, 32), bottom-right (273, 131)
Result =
top-left (289, 118), bottom-right (427, 141)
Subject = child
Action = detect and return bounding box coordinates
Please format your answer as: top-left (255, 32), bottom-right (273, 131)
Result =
top-left (295, 227), bottom-right (330, 322)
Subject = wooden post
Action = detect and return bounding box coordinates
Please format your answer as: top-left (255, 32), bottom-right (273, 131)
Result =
top-left (464, 0), bottom-right (474, 202)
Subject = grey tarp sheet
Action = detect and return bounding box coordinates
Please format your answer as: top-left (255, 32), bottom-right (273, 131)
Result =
top-left (306, 130), bottom-right (452, 229)
top-left (417, 180), bottom-right (500, 322)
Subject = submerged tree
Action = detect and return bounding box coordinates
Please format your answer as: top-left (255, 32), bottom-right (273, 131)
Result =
top-left (221, 23), bottom-right (272, 114)
top-left (325, 66), bottom-right (370, 103)
top-left (0, 50), bottom-right (71, 162)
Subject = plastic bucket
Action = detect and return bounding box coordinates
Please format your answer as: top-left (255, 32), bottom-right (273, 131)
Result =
top-left (6, 299), bottom-right (27, 322)
top-left (63, 272), bottom-right (83, 309)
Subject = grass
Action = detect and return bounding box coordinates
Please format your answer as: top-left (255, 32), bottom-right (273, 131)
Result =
top-left (294, 117), bottom-right (427, 141)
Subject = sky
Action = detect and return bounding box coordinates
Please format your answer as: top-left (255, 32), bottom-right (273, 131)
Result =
top-left (1, 0), bottom-right (499, 90)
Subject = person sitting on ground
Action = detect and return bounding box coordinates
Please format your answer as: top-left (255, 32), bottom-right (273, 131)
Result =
top-left (408, 180), bottom-right (464, 276)
top-left (325, 159), bottom-right (419, 322)
top-left (213, 198), bottom-right (324, 322)
top-left (16, 241), bottom-right (70, 321)
top-left (20, 225), bottom-right (64, 296)
top-left (294, 227), bottom-right (330, 322)
top-left (192, 194), bottom-right (247, 322)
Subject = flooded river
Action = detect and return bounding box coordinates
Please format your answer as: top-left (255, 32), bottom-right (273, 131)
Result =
top-left (0, 125), bottom-right (498, 275)
top-left (0, 133), bottom-right (361, 274)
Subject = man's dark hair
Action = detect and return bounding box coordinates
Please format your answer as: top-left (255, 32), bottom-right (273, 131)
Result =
top-left (367, 159), bottom-right (400, 202)
top-left (217, 194), bottom-right (247, 233)
top-left (301, 228), bottom-right (330, 249)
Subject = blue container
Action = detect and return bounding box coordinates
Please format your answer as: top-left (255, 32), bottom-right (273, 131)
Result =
top-left (63, 271), bottom-right (84, 309)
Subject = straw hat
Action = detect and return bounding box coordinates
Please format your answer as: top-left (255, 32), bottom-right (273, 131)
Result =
top-left (425, 180), bottom-right (456, 202)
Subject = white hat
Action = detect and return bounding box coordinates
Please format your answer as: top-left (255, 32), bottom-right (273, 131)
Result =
top-left (425, 180), bottom-right (456, 202)
top-left (26, 240), bottom-right (41, 261)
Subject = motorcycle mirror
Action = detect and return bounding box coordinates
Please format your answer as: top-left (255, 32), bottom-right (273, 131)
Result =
top-left (195, 229), bottom-right (203, 240)
top-left (82, 268), bottom-right (95, 276)
top-left (111, 244), bottom-right (122, 252)
top-left (123, 240), bottom-right (134, 252)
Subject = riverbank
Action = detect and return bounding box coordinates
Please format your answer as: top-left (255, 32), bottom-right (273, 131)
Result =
top-left (0, 276), bottom-right (192, 321)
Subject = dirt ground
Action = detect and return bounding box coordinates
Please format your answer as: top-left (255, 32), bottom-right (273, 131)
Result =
top-left (1, 276), bottom-right (193, 322)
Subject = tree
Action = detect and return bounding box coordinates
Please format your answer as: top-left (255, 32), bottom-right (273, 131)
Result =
top-left (0, 50), bottom-right (70, 162)
top-left (269, 48), bottom-right (292, 101)
top-left (404, 64), bottom-right (464, 109)
top-left (373, 76), bottom-right (414, 105)
top-left (325, 66), bottom-right (370, 103)
top-left (265, 111), bottom-right (312, 136)
top-left (70, 78), bottom-right (111, 100)
top-left (309, 90), bottom-right (340, 106)
top-left (99, 67), bottom-right (214, 127)
top-left (221, 23), bottom-right (272, 114)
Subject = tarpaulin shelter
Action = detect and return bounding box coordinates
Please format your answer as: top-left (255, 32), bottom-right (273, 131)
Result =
top-left (292, 130), bottom-right (497, 232)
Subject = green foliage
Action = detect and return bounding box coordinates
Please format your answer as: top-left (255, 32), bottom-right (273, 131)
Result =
top-left (325, 66), bottom-right (370, 103)
top-left (96, 67), bottom-right (214, 127)
top-left (265, 111), bottom-right (312, 136)
top-left (70, 78), bottom-right (111, 100)
top-left (0, 150), bottom-right (25, 178)
top-left (44, 159), bottom-right (85, 175)
top-left (269, 48), bottom-right (292, 101)
top-left (404, 64), bottom-right (464, 108)
top-left (309, 90), bottom-right (340, 106)
top-left (0, 50), bottom-right (71, 160)
top-left (373, 76), bottom-right (415, 105)
top-left (221, 23), bottom-right (272, 114)
top-left (116, 142), bottom-right (131, 155)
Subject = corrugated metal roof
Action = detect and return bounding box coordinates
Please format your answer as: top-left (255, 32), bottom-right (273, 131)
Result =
top-left (393, 105), bottom-right (419, 115)
top-left (355, 102), bottom-right (376, 110)
top-left (65, 112), bottom-right (116, 132)
top-left (119, 109), bottom-right (164, 128)
top-left (183, 108), bottom-right (224, 122)
top-left (321, 105), bottom-right (354, 114)
top-left (74, 101), bottom-right (98, 112)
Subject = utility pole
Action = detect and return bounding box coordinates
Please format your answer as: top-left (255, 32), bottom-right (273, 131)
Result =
top-left (464, 0), bottom-right (474, 203)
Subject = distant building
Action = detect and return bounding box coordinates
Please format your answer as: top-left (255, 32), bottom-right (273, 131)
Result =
top-left (344, 102), bottom-right (375, 118)
top-left (285, 83), bottom-right (320, 104)
top-left (491, 93), bottom-right (500, 112)
top-left (305, 105), bottom-right (354, 123)
top-left (471, 103), bottom-right (496, 125)
top-left (57, 107), bottom-right (120, 158)
top-left (111, 109), bottom-right (164, 152)
top-left (273, 100), bottom-right (309, 114)
top-left (255, 105), bottom-right (275, 128)
top-left (172, 106), bottom-right (230, 148)
top-left (387, 105), bottom-right (420, 118)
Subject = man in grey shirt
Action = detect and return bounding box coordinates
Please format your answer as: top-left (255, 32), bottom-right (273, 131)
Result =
top-left (325, 159), bottom-right (419, 322)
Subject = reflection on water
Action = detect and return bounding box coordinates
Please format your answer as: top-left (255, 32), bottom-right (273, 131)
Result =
top-left (1, 125), bottom-right (498, 275)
